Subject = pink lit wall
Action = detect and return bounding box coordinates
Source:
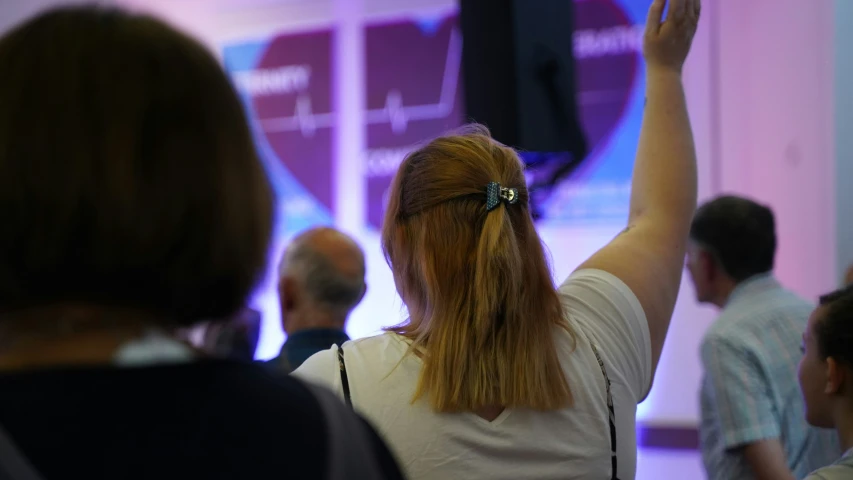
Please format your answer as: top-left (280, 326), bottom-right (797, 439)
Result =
top-left (714, 0), bottom-right (835, 301)
top-left (0, 1), bottom-right (842, 479)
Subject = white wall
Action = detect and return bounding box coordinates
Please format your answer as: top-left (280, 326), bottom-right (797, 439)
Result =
top-left (715, 0), bottom-right (835, 302)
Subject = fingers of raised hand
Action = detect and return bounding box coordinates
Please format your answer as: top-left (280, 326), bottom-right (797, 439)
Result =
top-left (668, 0), bottom-right (686, 20)
top-left (675, 0), bottom-right (700, 27)
top-left (665, 0), bottom-right (699, 36)
top-left (646, 0), bottom-right (666, 32)
top-left (690, 0), bottom-right (702, 25)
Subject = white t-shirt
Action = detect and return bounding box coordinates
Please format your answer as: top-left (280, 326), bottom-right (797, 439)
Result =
top-left (293, 269), bottom-right (652, 480)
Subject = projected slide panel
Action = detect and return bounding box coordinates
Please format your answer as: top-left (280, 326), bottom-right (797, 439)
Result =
top-left (223, 29), bottom-right (335, 235)
top-left (364, 14), bottom-right (465, 230)
top-left (538, 0), bottom-right (644, 224)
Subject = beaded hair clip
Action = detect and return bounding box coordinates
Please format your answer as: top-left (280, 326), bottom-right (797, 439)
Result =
top-left (485, 181), bottom-right (519, 212)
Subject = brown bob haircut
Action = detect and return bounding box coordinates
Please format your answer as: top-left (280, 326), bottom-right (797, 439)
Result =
top-left (382, 125), bottom-right (575, 412)
top-left (0, 6), bottom-right (274, 325)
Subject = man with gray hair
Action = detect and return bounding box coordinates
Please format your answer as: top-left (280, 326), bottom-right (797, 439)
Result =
top-left (269, 227), bottom-right (366, 373)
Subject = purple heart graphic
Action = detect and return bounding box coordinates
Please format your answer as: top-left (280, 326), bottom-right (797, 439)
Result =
top-left (362, 2), bottom-right (638, 229)
top-left (363, 15), bottom-right (465, 229)
top-left (249, 30), bottom-right (336, 214)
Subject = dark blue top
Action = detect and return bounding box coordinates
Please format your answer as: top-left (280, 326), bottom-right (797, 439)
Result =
top-left (0, 359), bottom-right (404, 479)
top-left (269, 328), bottom-right (349, 374)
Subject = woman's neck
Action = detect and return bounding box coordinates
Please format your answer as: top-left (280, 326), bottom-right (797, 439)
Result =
top-left (0, 304), bottom-right (171, 370)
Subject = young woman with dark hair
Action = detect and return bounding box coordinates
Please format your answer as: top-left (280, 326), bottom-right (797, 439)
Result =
top-left (800, 286), bottom-right (853, 479)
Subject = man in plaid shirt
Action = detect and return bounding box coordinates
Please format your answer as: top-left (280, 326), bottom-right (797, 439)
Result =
top-left (686, 196), bottom-right (838, 480)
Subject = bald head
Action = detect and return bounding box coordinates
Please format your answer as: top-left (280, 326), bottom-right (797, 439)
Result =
top-left (279, 227), bottom-right (366, 318)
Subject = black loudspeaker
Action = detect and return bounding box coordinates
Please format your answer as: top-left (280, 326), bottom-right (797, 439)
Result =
top-left (459, 0), bottom-right (588, 164)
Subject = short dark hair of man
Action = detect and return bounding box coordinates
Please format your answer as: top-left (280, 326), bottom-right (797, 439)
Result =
top-left (689, 195), bottom-right (776, 282)
top-left (0, 6), bottom-right (274, 324)
top-left (815, 286), bottom-right (853, 365)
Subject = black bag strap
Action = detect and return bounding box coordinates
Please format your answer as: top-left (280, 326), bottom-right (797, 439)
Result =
top-left (588, 341), bottom-right (619, 480)
top-left (0, 423), bottom-right (43, 480)
top-left (337, 345), bottom-right (352, 408)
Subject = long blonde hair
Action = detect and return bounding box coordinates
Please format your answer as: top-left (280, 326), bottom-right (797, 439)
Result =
top-left (381, 125), bottom-right (575, 412)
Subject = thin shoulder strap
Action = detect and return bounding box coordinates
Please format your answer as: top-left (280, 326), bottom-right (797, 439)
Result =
top-left (587, 339), bottom-right (619, 480)
top-left (337, 345), bottom-right (352, 408)
top-left (0, 423), bottom-right (44, 480)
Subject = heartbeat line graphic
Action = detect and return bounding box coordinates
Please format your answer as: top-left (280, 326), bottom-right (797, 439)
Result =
top-left (383, 89), bottom-right (407, 134)
top-left (257, 27), bottom-right (462, 137)
top-left (259, 95), bottom-right (332, 137)
top-left (254, 23), bottom-right (635, 138)
top-left (364, 27), bottom-right (462, 135)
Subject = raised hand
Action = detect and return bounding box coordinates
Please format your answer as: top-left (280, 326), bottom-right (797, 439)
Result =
top-left (643, 0), bottom-right (701, 74)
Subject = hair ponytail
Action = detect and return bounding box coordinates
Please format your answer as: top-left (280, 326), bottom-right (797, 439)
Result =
top-left (383, 126), bottom-right (575, 412)
top-left (471, 207), bottom-right (521, 345)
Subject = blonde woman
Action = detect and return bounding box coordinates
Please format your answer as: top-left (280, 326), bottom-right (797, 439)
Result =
top-left (295, 0), bottom-right (700, 478)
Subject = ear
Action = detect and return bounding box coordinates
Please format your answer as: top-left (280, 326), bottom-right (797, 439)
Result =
top-left (699, 250), bottom-right (716, 278)
top-left (279, 277), bottom-right (297, 314)
top-left (825, 357), bottom-right (844, 395)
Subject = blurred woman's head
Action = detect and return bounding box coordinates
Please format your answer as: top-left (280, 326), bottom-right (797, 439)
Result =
top-left (381, 125), bottom-right (574, 412)
top-left (0, 6), bottom-right (273, 325)
top-left (799, 286), bottom-right (853, 428)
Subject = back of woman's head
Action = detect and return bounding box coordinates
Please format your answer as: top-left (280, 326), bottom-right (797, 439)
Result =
top-left (0, 6), bottom-right (274, 324)
top-left (816, 286), bottom-right (853, 365)
top-left (382, 125), bottom-right (574, 412)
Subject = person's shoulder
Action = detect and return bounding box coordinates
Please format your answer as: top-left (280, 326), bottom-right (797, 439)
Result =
top-left (559, 268), bottom-right (647, 338)
top-left (700, 320), bottom-right (753, 365)
top-left (346, 332), bottom-right (407, 354)
top-left (560, 268), bottom-right (653, 398)
top-left (303, 382), bottom-right (405, 480)
top-left (560, 267), bottom-right (632, 292)
top-left (293, 333), bottom-right (401, 371)
top-left (197, 363), bottom-right (336, 456)
top-left (338, 332), bottom-right (410, 374)
top-left (778, 291), bottom-right (816, 319)
top-left (804, 462), bottom-right (853, 480)
top-left (727, 283), bottom-right (813, 319)
top-left (292, 345), bottom-right (338, 382)
top-left (201, 361), bottom-right (405, 479)
top-left (702, 317), bottom-right (740, 344)
top-left (198, 359), bottom-right (325, 410)
top-left (559, 269), bottom-right (644, 314)
top-left (293, 333), bottom-right (406, 383)
top-left (141, 361), bottom-right (335, 468)
top-left (0, 362), bottom-right (340, 479)
top-left (712, 287), bottom-right (812, 340)
top-left (702, 314), bottom-right (756, 347)
top-left (764, 286), bottom-right (814, 313)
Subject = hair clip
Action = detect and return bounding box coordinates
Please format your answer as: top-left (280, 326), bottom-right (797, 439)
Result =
top-left (486, 181), bottom-right (519, 212)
